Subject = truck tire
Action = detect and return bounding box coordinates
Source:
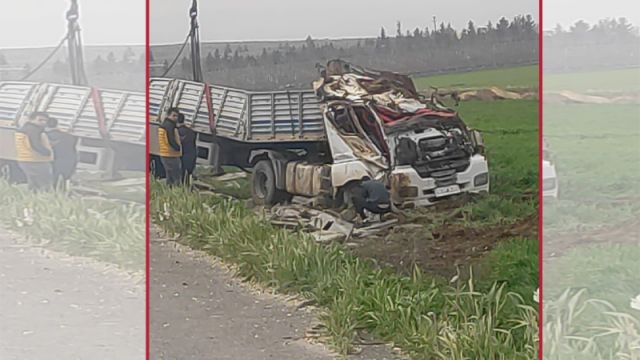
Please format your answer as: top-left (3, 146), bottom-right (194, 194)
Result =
top-left (0, 160), bottom-right (26, 184)
top-left (252, 160), bottom-right (289, 206)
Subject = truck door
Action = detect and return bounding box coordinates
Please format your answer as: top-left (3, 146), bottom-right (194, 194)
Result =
top-left (323, 103), bottom-right (388, 188)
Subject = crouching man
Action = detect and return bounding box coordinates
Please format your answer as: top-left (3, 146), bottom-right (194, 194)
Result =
top-left (350, 180), bottom-right (391, 223)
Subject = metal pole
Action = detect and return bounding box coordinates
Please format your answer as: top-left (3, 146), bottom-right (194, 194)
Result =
top-left (66, 0), bottom-right (88, 85)
top-left (190, 0), bottom-right (203, 82)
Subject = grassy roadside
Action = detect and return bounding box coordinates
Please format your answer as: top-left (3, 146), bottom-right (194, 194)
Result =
top-left (151, 179), bottom-right (538, 358)
top-left (0, 179), bottom-right (144, 271)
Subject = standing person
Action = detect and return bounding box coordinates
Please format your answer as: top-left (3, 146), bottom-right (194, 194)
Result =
top-left (45, 117), bottom-right (78, 191)
top-left (158, 107), bottom-right (182, 186)
top-left (350, 179), bottom-right (392, 223)
top-left (177, 113), bottom-right (197, 185)
top-left (14, 112), bottom-right (54, 191)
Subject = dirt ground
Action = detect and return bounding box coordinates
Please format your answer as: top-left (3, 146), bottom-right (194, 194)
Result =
top-left (544, 219), bottom-right (640, 261)
top-left (349, 215), bottom-right (537, 278)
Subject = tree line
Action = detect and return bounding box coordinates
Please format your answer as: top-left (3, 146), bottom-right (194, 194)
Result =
top-left (153, 15), bottom-right (538, 90)
top-left (544, 18), bottom-right (639, 72)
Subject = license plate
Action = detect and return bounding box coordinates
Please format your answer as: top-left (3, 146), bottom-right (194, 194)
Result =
top-left (434, 185), bottom-right (461, 197)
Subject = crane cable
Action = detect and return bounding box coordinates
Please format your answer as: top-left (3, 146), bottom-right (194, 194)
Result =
top-left (20, 34), bottom-right (69, 81)
top-left (161, 32), bottom-right (192, 77)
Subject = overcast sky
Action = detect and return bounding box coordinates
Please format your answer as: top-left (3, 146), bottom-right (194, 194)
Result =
top-left (151, 0), bottom-right (539, 44)
top-left (0, 0), bottom-right (145, 48)
top-left (544, 0), bottom-right (640, 30)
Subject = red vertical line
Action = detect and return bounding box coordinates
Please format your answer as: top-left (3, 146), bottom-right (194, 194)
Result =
top-left (538, 0), bottom-right (544, 358)
top-left (145, 0), bottom-right (150, 358)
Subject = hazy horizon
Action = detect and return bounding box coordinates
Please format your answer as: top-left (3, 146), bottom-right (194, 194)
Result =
top-left (151, 0), bottom-right (538, 45)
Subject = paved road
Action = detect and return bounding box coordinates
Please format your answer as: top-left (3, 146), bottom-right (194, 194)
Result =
top-left (0, 229), bottom-right (145, 360)
top-left (150, 226), bottom-right (399, 360)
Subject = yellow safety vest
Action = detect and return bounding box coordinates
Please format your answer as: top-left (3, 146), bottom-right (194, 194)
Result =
top-left (158, 127), bottom-right (182, 157)
top-left (15, 132), bottom-right (53, 162)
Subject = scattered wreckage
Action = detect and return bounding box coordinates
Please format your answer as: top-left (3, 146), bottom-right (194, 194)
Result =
top-left (149, 60), bottom-right (489, 209)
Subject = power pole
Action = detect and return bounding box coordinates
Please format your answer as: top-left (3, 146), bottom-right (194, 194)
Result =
top-left (66, 0), bottom-right (88, 85)
top-left (189, 0), bottom-right (203, 82)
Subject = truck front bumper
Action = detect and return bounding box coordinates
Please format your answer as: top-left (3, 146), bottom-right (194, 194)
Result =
top-left (390, 154), bottom-right (490, 208)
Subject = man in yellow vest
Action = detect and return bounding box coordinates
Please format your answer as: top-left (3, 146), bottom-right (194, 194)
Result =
top-left (15, 112), bottom-right (54, 191)
top-left (158, 107), bottom-right (182, 186)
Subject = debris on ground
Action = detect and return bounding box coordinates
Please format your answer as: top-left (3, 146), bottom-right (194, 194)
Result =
top-left (260, 203), bottom-right (398, 243)
top-left (212, 172), bottom-right (247, 181)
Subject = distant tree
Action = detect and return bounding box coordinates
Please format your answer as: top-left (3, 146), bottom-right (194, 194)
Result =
top-left (149, 50), bottom-right (155, 63)
top-left (271, 49), bottom-right (282, 65)
top-left (93, 55), bottom-right (107, 72)
top-left (413, 27), bottom-right (423, 38)
top-left (232, 48), bottom-right (241, 67)
top-left (205, 51), bottom-right (216, 71)
top-left (122, 47), bottom-right (135, 63)
top-left (223, 44), bottom-right (232, 61)
top-left (305, 35), bottom-right (316, 49)
top-left (396, 21), bottom-right (403, 38)
top-left (466, 20), bottom-right (477, 38)
top-left (496, 17), bottom-right (510, 38)
top-left (107, 52), bottom-right (116, 65)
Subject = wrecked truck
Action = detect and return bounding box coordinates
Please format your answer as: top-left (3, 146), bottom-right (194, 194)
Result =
top-left (148, 61), bottom-right (489, 208)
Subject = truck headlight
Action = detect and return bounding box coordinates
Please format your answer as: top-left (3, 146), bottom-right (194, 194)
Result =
top-left (474, 173), bottom-right (489, 187)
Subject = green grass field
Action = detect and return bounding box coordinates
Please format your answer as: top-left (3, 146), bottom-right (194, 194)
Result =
top-left (541, 81), bottom-right (640, 357)
top-left (413, 65), bottom-right (539, 90)
top-left (544, 67), bottom-right (640, 92)
top-left (0, 180), bottom-right (144, 270)
top-left (543, 103), bottom-right (640, 232)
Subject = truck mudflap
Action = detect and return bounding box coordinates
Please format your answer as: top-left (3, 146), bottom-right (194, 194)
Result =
top-left (390, 154), bottom-right (489, 208)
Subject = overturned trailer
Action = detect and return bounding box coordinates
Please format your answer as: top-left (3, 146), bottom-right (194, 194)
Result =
top-left (0, 81), bottom-right (146, 181)
top-left (149, 61), bottom-right (489, 208)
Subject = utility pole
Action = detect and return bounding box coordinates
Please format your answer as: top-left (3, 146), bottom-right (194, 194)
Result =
top-left (66, 0), bottom-right (88, 85)
top-left (189, 0), bottom-right (203, 82)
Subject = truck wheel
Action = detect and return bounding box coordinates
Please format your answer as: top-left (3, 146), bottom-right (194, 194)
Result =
top-left (252, 160), bottom-right (288, 206)
top-left (0, 160), bottom-right (26, 184)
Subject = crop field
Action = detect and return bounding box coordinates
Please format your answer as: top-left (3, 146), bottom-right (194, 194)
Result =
top-left (413, 65), bottom-right (539, 90)
top-left (151, 64), bottom-right (541, 357)
top-left (544, 67), bottom-right (640, 92)
top-left (541, 68), bottom-right (640, 358)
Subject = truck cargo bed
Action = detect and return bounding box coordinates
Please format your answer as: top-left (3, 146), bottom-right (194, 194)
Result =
top-left (149, 78), bottom-right (326, 143)
top-left (0, 81), bottom-right (145, 146)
